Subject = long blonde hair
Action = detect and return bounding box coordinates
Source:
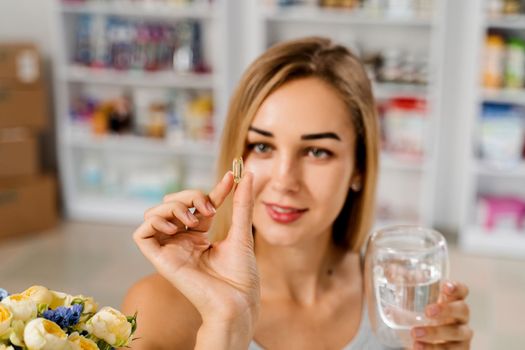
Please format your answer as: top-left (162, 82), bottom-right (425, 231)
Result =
top-left (211, 37), bottom-right (379, 252)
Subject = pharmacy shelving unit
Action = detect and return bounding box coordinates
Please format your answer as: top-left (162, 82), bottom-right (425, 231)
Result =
top-left (458, 1), bottom-right (525, 259)
top-left (243, 0), bottom-right (448, 228)
top-left (51, 0), bottom-right (231, 223)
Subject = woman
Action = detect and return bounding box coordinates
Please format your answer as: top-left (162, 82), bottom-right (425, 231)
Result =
top-left (122, 37), bottom-right (472, 350)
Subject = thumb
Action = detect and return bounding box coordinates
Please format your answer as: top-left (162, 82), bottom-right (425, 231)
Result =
top-left (228, 171), bottom-right (254, 245)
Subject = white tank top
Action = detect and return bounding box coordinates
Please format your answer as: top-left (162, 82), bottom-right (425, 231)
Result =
top-left (248, 303), bottom-right (401, 350)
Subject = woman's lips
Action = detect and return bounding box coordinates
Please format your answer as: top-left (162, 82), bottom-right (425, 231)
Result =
top-left (263, 203), bottom-right (308, 224)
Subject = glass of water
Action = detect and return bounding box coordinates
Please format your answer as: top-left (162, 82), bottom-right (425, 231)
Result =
top-left (364, 225), bottom-right (449, 347)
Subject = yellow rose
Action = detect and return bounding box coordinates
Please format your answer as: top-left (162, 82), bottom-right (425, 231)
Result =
top-left (23, 318), bottom-right (72, 350)
top-left (68, 332), bottom-right (98, 350)
top-left (21, 286), bottom-right (53, 307)
top-left (0, 294), bottom-right (37, 322)
top-left (0, 344), bottom-right (14, 350)
top-left (85, 307), bottom-right (131, 347)
top-left (0, 304), bottom-right (12, 336)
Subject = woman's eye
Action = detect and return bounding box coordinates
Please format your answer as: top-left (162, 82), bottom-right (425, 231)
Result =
top-left (307, 147), bottom-right (332, 159)
top-left (248, 143), bottom-right (272, 154)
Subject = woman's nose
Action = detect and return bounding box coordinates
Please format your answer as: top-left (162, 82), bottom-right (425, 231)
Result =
top-left (271, 154), bottom-right (301, 193)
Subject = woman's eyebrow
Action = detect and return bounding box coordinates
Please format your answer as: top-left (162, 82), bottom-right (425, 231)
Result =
top-left (248, 126), bottom-right (341, 141)
top-left (301, 132), bottom-right (341, 141)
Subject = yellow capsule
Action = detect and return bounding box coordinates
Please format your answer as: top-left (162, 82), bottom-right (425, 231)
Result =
top-left (232, 157), bottom-right (243, 184)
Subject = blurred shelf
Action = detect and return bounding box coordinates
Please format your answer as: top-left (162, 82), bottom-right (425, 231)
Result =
top-left (64, 131), bottom-right (217, 157)
top-left (67, 195), bottom-right (152, 223)
top-left (263, 6), bottom-right (433, 27)
top-left (380, 153), bottom-right (425, 172)
top-left (373, 82), bottom-right (428, 99)
top-left (63, 65), bottom-right (215, 89)
top-left (476, 160), bottom-right (525, 178)
top-left (60, 1), bottom-right (215, 20)
top-left (461, 226), bottom-right (525, 259)
top-left (486, 15), bottom-right (525, 29)
top-left (482, 88), bottom-right (525, 105)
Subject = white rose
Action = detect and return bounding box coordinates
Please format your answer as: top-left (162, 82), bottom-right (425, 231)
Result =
top-left (49, 291), bottom-right (73, 309)
top-left (85, 307), bottom-right (131, 347)
top-left (1, 294), bottom-right (37, 322)
top-left (68, 332), bottom-right (98, 350)
top-left (0, 344), bottom-right (14, 350)
top-left (21, 286), bottom-right (53, 306)
top-left (71, 295), bottom-right (98, 314)
top-left (8, 320), bottom-right (24, 347)
top-left (0, 304), bottom-right (12, 336)
top-left (23, 318), bottom-right (72, 350)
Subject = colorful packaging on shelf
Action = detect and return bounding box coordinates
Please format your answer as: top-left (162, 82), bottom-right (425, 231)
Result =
top-left (477, 195), bottom-right (525, 231)
top-left (480, 102), bottom-right (525, 168)
top-left (72, 15), bottom-right (207, 73)
top-left (380, 97), bottom-right (427, 159)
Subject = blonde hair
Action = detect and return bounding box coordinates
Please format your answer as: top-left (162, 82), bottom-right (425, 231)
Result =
top-left (211, 37), bottom-right (379, 252)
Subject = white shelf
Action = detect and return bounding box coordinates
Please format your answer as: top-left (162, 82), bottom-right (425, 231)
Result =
top-left (60, 1), bottom-right (215, 20)
top-left (486, 15), bottom-right (525, 29)
top-left (482, 88), bottom-right (525, 105)
top-left (476, 160), bottom-right (525, 178)
top-left (65, 131), bottom-right (217, 157)
top-left (461, 226), bottom-right (525, 259)
top-left (380, 153), bottom-right (425, 172)
top-left (373, 82), bottom-right (428, 100)
top-left (67, 195), bottom-right (152, 224)
top-left (63, 66), bottom-right (215, 89)
top-left (263, 6), bottom-right (433, 27)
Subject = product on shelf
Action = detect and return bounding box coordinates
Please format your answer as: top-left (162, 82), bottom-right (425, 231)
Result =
top-left (479, 102), bottom-right (525, 168)
top-left (363, 49), bottom-right (428, 85)
top-left (483, 34), bottom-right (505, 88)
top-left (486, 0), bottom-right (521, 17)
top-left (73, 15), bottom-right (208, 73)
top-left (505, 38), bottom-right (525, 89)
top-left (483, 33), bottom-right (525, 89)
top-left (477, 195), bottom-right (525, 232)
top-left (379, 97), bottom-right (427, 159)
top-left (78, 150), bottom-right (183, 202)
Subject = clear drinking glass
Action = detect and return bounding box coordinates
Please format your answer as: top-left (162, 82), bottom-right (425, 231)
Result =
top-left (364, 225), bottom-right (449, 347)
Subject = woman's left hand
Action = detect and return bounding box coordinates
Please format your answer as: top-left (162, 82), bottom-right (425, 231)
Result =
top-left (410, 280), bottom-right (473, 349)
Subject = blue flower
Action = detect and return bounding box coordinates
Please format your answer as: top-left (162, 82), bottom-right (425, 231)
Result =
top-left (43, 304), bottom-right (84, 329)
top-left (0, 288), bottom-right (8, 301)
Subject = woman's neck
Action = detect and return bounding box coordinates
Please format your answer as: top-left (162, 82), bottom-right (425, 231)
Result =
top-left (254, 228), bottom-right (347, 307)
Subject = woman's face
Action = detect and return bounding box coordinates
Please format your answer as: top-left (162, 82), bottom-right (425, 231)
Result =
top-left (244, 77), bottom-right (359, 246)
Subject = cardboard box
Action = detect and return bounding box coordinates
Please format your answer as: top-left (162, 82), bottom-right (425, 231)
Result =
top-left (0, 82), bottom-right (47, 129)
top-left (0, 175), bottom-right (57, 238)
top-left (0, 130), bottom-right (38, 177)
top-left (0, 43), bottom-right (42, 87)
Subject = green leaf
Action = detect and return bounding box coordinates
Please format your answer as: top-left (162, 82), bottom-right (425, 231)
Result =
top-left (127, 312), bottom-right (138, 335)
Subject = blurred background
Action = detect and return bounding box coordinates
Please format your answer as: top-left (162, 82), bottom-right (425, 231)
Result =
top-left (1, 0), bottom-right (525, 348)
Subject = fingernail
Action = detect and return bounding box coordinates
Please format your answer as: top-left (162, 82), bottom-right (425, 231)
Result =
top-left (445, 281), bottom-right (456, 293)
top-left (186, 211), bottom-right (199, 224)
top-left (206, 202), bottom-right (216, 214)
top-left (166, 221), bottom-right (177, 231)
top-left (414, 328), bottom-right (426, 338)
top-left (427, 304), bottom-right (440, 317)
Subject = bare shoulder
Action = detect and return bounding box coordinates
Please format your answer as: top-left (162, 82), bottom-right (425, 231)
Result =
top-left (121, 273), bottom-right (202, 350)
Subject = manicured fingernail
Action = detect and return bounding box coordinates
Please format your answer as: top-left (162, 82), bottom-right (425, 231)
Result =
top-left (414, 328), bottom-right (426, 338)
top-left (206, 202), bottom-right (216, 214)
top-left (167, 221), bottom-right (177, 230)
top-left (186, 211), bottom-right (199, 224)
top-left (427, 304), bottom-right (440, 317)
top-left (445, 281), bottom-right (456, 293)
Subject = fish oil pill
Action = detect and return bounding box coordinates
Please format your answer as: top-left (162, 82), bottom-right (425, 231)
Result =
top-left (232, 157), bottom-right (243, 184)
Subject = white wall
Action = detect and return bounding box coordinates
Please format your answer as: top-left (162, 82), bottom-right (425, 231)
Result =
top-left (0, 0), bottom-right (55, 59)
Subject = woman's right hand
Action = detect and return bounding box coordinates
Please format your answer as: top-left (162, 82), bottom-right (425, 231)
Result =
top-left (133, 171), bottom-right (259, 329)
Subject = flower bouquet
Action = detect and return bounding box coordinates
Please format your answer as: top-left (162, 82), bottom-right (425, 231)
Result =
top-left (0, 286), bottom-right (136, 350)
